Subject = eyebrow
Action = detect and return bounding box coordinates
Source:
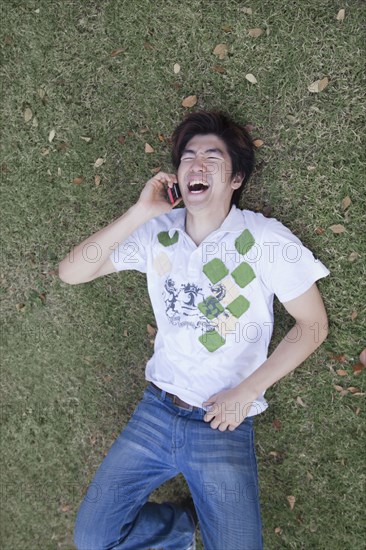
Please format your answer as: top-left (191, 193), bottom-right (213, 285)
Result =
top-left (181, 147), bottom-right (225, 156)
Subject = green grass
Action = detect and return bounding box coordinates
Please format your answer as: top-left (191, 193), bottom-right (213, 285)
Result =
top-left (1, 0), bottom-right (365, 548)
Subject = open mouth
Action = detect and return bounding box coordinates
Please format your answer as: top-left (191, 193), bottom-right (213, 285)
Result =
top-left (187, 180), bottom-right (210, 194)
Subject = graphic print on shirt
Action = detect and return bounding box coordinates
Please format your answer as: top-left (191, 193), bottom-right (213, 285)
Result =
top-left (156, 229), bottom-right (257, 352)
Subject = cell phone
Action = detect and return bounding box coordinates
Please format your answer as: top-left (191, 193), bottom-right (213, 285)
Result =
top-left (167, 182), bottom-right (182, 205)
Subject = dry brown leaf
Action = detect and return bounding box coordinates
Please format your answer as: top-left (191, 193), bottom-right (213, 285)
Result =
top-left (41, 148), bottom-right (49, 156)
top-left (16, 303), bottom-right (26, 312)
top-left (329, 224), bottom-right (345, 234)
top-left (48, 129), bottom-right (56, 143)
top-left (94, 157), bottom-right (105, 168)
top-left (336, 9), bottom-right (345, 21)
top-left (24, 107), bottom-right (33, 122)
top-left (212, 64), bottom-right (227, 74)
top-left (315, 227), bottom-right (325, 235)
top-left (245, 73), bottom-right (257, 84)
top-left (272, 418), bottom-right (281, 431)
top-left (61, 504), bottom-right (71, 513)
top-left (253, 138), bottom-right (264, 147)
top-left (123, 329), bottom-right (128, 337)
top-left (117, 135), bottom-right (126, 145)
top-left (222, 25), bottom-right (232, 33)
top-left (73, 177), bottom-right (84, 185)
top-left (110, 48), bottom-right (126, 57)
top-left (333, 385), bottom-right (344, 392)
top-left (147, 324), bottom-right (157, 336)
top-left (350, 310), bottom-right (358, 321)
top-left (332, 353), bottom-right (347, 363)
top-left (248, 28), bottom-right (263, 38)
top-left (336, 369), bottom-right (348, 377)
top-left (145, 143), bottom-right (154, 153)
top-left (242, 7), bottom-right (253, 14)
top-left (352, 363), bottom-right (365, 375)
top-left (158, 134), bottom-right (165, 142)
top-left (274, 527), bottom-right (282, 535)
top-left (359, 349), bottom-right (366, 366)
top-left (308, 77), bottom-right (329, 93)
top-left (296, 396), bottom-right (306, 407)
top-left (174, 63), bottom-right (181, 74)
top-left (182, 95), bottom-right (197, 108)
top-left (347, 387), bottom-right (361, 394)
top-left (287, 496), bottom-right (296, 510)
top-left (348, 252), bottom-right (359, 262)
top-left (95, 175), bottom-right (101, 186)
top-left (341, 196), bottom-right (351, 210)
top-left (140, 127), bottom-right (149, 134)
top-left (213, 44), bottom-right (228, 59)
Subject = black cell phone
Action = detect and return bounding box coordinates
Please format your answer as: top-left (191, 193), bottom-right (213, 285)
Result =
top-left (167, 182), bottom-right (182, 205)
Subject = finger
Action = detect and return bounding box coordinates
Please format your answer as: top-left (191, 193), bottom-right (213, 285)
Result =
top-left (228, 424), bottom-right (236, 431)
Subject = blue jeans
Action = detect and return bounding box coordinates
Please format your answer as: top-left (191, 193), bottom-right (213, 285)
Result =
top-left (74, 384), bottom-right (263, 550)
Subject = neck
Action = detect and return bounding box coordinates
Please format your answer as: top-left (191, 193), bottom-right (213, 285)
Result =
top-left (185, 204), bottom-right (233, 246)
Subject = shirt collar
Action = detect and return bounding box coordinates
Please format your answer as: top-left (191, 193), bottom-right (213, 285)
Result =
top-left (167, 205), bottom-right (246, 238)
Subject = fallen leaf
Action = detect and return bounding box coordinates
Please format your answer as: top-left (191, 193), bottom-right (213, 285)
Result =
top-left (38, 88), bottom-right (45, 99)
top-left (213, 44), bottom-right (228, 60)
top-left (41, 148), bottom-right (49, 156)
top-left (350, 310), bottom-right (358, 321)
top-left (4, 35), bottom-right (13, 45)
top-left (248, 28), bottom-right (263, 37)
top-left (242, 7), bottom-right (253, 14)
top-left (245, 73), bottom-right (257, 84)
top-left (95, 175), bottom-right (101, 186)
top-left (315, 227), bottom-right (325, 235)
top-left (212, 64), bottom-right (227, 74)
top-left (341, 196), bottom-right (351, 210)
top-left (274, 527), bottom-right (282, 534)
top-left (347, 387), bottom-right (361, 394)
top-left (94, 157), bottom-right (105, 168)
top-left (336, 9), bottom-right (345, 21)
top-left (48, 129), bottom-right (56, 143)
top-left (61, 504), bottom-right (71, 513)
top-left (287, 495), bottom-right (296, 510)
top-left (110, 48), bottom-right (126, 57)
top-left (336, 369), bottom-right (348, 376)
top-left (123, 330), bottom-right (128, 337)
top-left (157, 134), bottom-right (165, 142)
top-left (56, 142), bottom-right (69, 151)
top-left (306, 472), bottom-right (314, 482)
top-left (147, 324), bottom-right (157, 336)
top-left (329, 224), bottom-right (345, 234)
top-left (16, 303), bottom-right (26, 312)
top-left (174, 63), bottom-right (181, 74)
top-left (117, 135), bottom-right (126, 145)
top-left (307, 165), bottom-right (316, 171)
top-left (332, 354), bottom-right (347, 363)
top-left (333, 385), bottom-right (344, 392)
top-left (355, 407), bottom-right (360, 415)
top-left (145, 143), bottom-right (154, 153)
top-left (308, 77), bottom-right (329, 93)
top-left (73, 177), bottom-right (84, 185)
top-left (253, 138), bottom-right (264, 147)
top-left (144, 41), bottom-right (154, 50)
top-left (222, 24), bottom-right (232, 33)
top-left (151, 166), bottom-right (161, 174)
top-left (287, 115), bottom-right (297, 123)
top-left (32, 117), bottom-right (38, 128)
top-left (359, 349), bottom-right (366, 366)
top-left (140, 127), bottom-right (149, 134)
top-left (182, 95), bottom-right (197, 108)
top-left (80, 136), bottom-right (92, 142)
top-left (272, 418), bottom-right (281, 431)
top-left (296, 396), bottom-right (306, 407)
top-left (352, 363), bottom-right (365, 375)
top-left (24, 107), bottom-right (33, 122)
top-left (348, 252), bottom-right (359, 262)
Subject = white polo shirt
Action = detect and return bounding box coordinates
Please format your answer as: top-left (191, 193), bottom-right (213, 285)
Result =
top-left (109, 205), bottom-right (329, 416)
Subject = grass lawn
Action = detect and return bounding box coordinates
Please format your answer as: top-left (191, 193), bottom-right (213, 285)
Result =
top-left (1, 0), bottom-right (365, 548)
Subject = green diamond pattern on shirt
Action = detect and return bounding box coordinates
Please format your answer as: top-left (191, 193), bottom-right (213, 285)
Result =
top-left (231, 262), bottom-right (256, 288)
top-left (226, 295), bottom-right (250, 318)
top-left (199, 330), bottom-right (225, 352)
top-left (198, 296), bottom-right (224, 320)
top-left (158, 231), bottom-right (179, 247)
top-left (203, 258), bottom-right (229, 284)
top-left (235, 228), bottom-right (255, 256)
top-left (199, 228), bottom-right (256, 352)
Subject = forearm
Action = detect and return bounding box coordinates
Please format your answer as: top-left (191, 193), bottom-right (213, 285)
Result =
top-left (241, 320), bottom-right (329, 399)
top-left (58, 203), bottom-right (151, 284)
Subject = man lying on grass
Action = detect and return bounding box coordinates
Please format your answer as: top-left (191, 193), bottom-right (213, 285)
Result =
top-left (59, 110), bottom-right (329, 550)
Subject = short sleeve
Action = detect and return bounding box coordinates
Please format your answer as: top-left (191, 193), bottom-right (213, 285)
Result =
top-left (109, 223), bottom-right (149, 274)
top-left (260, 219), bottom-right (330, 303)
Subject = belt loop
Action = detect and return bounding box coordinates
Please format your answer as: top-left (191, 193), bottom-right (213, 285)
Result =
top-left (161, 389), bottom-right (166, 400)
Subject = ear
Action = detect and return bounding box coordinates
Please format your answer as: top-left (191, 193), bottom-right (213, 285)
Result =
top-left (230, 173), bottom-right (244, 190)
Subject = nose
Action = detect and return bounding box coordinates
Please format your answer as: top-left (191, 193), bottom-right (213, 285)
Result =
top-left (189, 155), bottom-right (205, 173)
